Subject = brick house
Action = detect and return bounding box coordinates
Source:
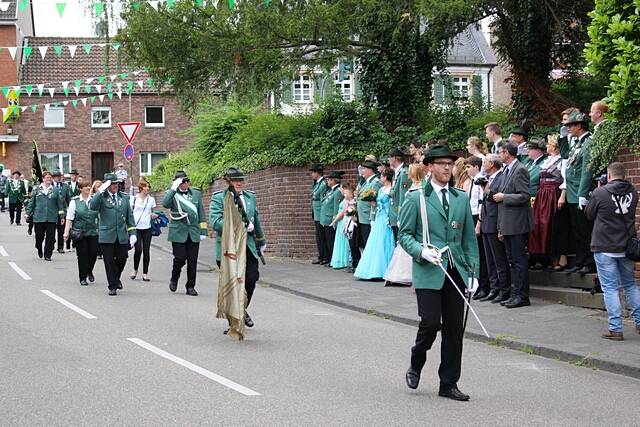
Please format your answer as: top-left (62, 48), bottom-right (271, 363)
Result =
top-left (5, 35), bottom-right (190, 185)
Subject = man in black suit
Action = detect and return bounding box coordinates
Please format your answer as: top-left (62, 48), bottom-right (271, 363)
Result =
top-left (477, 154), bottom-right (511, 303)
top-left (490, 140), bottom-right (532, 308)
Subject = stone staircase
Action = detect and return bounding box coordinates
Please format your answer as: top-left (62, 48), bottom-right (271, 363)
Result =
top-left (529, 269), bottom-right (604, 310)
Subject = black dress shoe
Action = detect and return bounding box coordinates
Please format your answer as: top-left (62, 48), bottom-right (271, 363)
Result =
top-left (88, 272), bottom-right (95, 283)
top-left (472, 289), bottom-right (489, 300)
top-left (57, 248), bottom-right (65, 254)
top-left (320, 260), bottom-right (329, 265)
top-left (438, 385), bottom-right (470, 401)
top-left (117, 281), bottom-right (123, 290)
top-left (186, 287), bottom-right (198, 296)
top-left (223, 328), bottom-right (229, 335)
top-left (405, 367), bottom-right (420, 389)
top-left (108, 289), bottom-right (117, 296)
top-left (577, 266), bottom-right (594, 275)
top-left (80, 279), bottom-right (88, 286)
top-left (37, 249), bottom-right (43, 259)
top-left (480, 290), bottom-right (499, 302)
top-left (492, 292), bottom-right (510, 304)
top-left (16, 222), bottom-right (21, 226)
top-left (312, 259), bottom-right (322, 264)
top-left (500, 297), bottom-right (515, 306)
top-left (169, 280), bottom-right (177, 292)
top-left (28, 229), bottom-right (32, 236)
top-left (244, 313), bottom-right (254, 328)
top-left (44, 257), bottom-right (52, 261)
top-left (505, 297), bottom-right (531, 308)
top-left (565, 266), bottom-right (581, 274)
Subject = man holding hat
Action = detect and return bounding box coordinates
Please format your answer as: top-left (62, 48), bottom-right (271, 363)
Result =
top-left (7, 170), bottom-right (26, 225)
top-left (52, 170), bottom-right (70, 253)
top-left (90, 173), bottom-right (137, 296)
top-left (356, 160), bottom-right (381, 264)
top-left (210, 167), bottom-right (266, 330)
top-left (526, 139), bottom-right (548, 197)
top-left (388, 148), bottom-right (409, 241)
top-left (399, 144), bottom-right (479, 401)
top-left (320, 171), bottom-right (345, 264)
top-left (310, 164), bottom-right (329, 264)
top-left (563, 111), bottom-right (595, 274)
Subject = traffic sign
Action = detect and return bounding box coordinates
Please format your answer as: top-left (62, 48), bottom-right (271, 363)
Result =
top-left (123, 143), bottom-right (134, 161)
top-left (117, 121), bottom-right (141, 144)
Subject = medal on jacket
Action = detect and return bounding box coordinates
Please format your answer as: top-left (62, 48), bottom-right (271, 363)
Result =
top-left (451, 221), bottom-right (460, 229)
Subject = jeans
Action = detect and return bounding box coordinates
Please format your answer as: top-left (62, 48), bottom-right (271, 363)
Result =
top-left (593, 253), bottom-right (640, 332)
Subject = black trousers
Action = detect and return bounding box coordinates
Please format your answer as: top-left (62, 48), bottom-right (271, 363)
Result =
top-left (0, 194), bottom-right (5, 210)
top-left (75, 236), bottom-right (98, 282)
top-left (171, 236), bottom-right (200, 289)
top-left (34, 222), bottom-right (56, 258)
top-left (482, 233), bottom-right (510, 292)
top-left (216, 251), bottom-right (260, 307)
top-left (349, 230), bottom-right (360, 268)
top-left (504, 233), bottom-right (529, 299)
top-left (56, 219), bottom-right (65, 250)
top-left (472, 216), bottom-right (489, 292)
top-left (411, 266), bottom-right (465, 387)
top-left (9, 202), bottom-right (22, 224)
top-left (314, 221), bottom-right (327, 262)
top-left (323, 225), bottom-right (336, 263)
top-left (133, 228), bottom-right (152, 274)
top-left (567, 203), bottom-right (594, 268)
top-left (28, 216), bottom-right (34, 234)
top-left (101, 242), bottom-right (129, 290)
top-left (358, 223), bottom-right (371, 249)
top-left (392, 225), bottom-right (398, 243)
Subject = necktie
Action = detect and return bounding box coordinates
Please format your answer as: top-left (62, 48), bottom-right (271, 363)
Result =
top-left (441, 188), bottom-right (449, 218)
top-left (111, 194), bottom-right (117, 205)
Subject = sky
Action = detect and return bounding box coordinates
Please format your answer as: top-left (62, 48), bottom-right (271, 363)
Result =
top-left (33, 2), bottom-right (123, 37)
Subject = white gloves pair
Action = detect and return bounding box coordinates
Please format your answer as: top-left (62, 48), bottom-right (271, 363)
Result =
top-left (98, 180), bottom-right (111, 193)
top-left (578, 197), bottom-right (588, 210)
top-left (200, 235), bottom-right (207, 241)
top-left (171, 178), bottom-right (183, 191)
top-left (420, 244), bottom-right (479, 295)
top-left (129, 235), bottom-right (137, 248)
top-left (259, 243), bottom-right (267, 253)
top-left (247, 221), bottom-right (255, 232)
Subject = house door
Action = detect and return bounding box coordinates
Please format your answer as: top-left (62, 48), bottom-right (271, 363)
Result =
top-left (92, 152), bottom-right (113, 182)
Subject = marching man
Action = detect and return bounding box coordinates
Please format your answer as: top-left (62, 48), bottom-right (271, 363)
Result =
top-left (399, 144), bottom-right (479, 401)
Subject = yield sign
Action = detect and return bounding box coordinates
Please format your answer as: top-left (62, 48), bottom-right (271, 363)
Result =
top-left (117, 121), bottom-right (141, 144)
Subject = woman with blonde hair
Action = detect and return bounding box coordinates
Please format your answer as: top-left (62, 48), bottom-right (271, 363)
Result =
top-left (453, 157), bottom-right (470, 191)
top-left (466, 136), bottom-right (488, 158)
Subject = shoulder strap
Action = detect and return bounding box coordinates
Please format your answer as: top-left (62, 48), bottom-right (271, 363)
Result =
top-left (418, 189), bottom-right (430, 247)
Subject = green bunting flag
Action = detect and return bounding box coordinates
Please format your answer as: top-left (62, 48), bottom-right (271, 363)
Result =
top-left (63, 86), bottom-right (70, 96)
top-left (1, 87), bottom-right (9, 98)
top-left (166, 0), bottom-right (176, 8)
top-left (265, 0), bottom-right (271, 6)
top-left (25, 85), bottom-right (33, 96)
top-left (126, 81), bottom-right (134, 94)
top-left (119, 72), bottom-right (129, 79)
top-left (74, 79), bottom-right (81, 89)
top-left (56, 2), bottom-right (66, 17)
top-left (53, 45), bottom-right (63, 56)
top-left (132, 2), bottom-right (141, 10)
top-left (19, 0), bottom-right (27, 12)
top-left (106, 82), bottom-right (113, 93)
top-left (89, 96), bottom-right (96, 103)
top-left (31, 105), bottom-right (37, 113)
top-left (229, 0), bottom-right (235, 8)
top-left (83, 44), bottom-right (92, 54)
top-left (71, 100), bottom-right (78, 108)
top-left (195, 0), bottom-right (203, 6)
top-left (93, 1), bottom-right (105, 16)
top-left (98, 76), bottom-right (106, 84)
top-left (112, 42), bottom-right (121, 51)
top-left (23, 46), bottom-right (32, 61)
top-left (85, 85), bottom-right (91, 94)
top-left (107, 92), bottom-right (114, 101)
top-left (146, 78), bottom-right (154, 88)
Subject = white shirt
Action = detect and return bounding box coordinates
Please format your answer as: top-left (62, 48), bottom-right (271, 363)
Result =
top-left (393, 163), bottom-right (405, 179)
top-left (130, 194), bottom-right (156, 230)
top-left (468, 176), bottom-right (483, 215)
top-left (541, 154), bottom-right (561, 170)
top-left (316, 176), bottom-right (324, 184)
top-left (430, 181), bottom-right (450, 205)
top-left (492, 138), bottom-right (503, 153)
top-left (39, 183), bottom-right (52, 195)
top-left (69, 181), bottom-right (77, 193)
top-left (66, 195), bottom-right (91, 221)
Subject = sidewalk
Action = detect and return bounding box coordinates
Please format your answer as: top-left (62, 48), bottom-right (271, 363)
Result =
top-left (152, 237), bottom-right (640, 379)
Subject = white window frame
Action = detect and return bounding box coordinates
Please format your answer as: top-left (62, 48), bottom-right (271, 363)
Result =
top-left (139, 152), bottom-right (169, 176)
top-left (451, 76), bottom-right (470, 100)
top-left (334, 72), bottom-right (353, 101)
top-left (44, 107), bottom-right (65, 128)
top-left (293, 75), bottom-right (313, 103)
top-left (145, 106), bottom-right (165, 128)
top-left (40, 153), bottom-right (71, 174)
top-left (91, 106), bottom-right (112, 128)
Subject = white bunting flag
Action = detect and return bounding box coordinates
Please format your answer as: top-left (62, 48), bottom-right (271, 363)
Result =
top-left (81, 98), bottom-right (87, 107)
top-left (85, 77), bottom-right (93, 84)
top-left (99, 94), bottom-right (105, 102)
top-left (116, 82), bottom-right (122, 91)
top-left (74, 86), bottom-right (80, 96)
top-left (38, 46), bottom-right (48, 59)
top-left (63, 101), bottom-right (69, 106)
top-left (48, 88), bottom-right (55, 97)
top-left (62, 81), bottom-right (69, 89)
top-left (133, 70), bottom-right (141, 76)
top-left (95, 84), bottom-right (102, 93)
top-left (8, 47), bottom-right (17, 60)
top-left (116, 91), bottom-right (122, 99)
top-left (68, 45), bottom-right (77, 58)
top-left (21, 106), bottom-right (27, 112)
top-left (1, 108), bottom-right (7, 116)
top-left (98, 43), bottom-right (106, 48)
top-left (12, 85), bottom-right (20, 92)
top-left (37, 84), bottom-right (44, 96)
top-left (44, 104), bottom-right (50, 111)
top-left (137, 80), bottom-right (144, 89)
top-left (149, 1), bottom-right (159, 10)
top-left (110, 74), bottom-right (117, 81)
top-left (0, 2), bottom-right (10, 13)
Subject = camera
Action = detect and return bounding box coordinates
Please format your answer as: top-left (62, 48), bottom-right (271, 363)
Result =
top-left (597, 174), bottom-right (607, 186)
top-left (474, 176), bottom-right (488, 186)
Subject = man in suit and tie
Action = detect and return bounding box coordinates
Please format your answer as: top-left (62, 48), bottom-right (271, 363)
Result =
top-left (490, 140), bottom-right (532, 308)
top-left (477, 154), bottom-right (511, 303)
top-left (399, 144), bottom-right (479, 401)
top-left (484, 122), bottom-right (503, 154)
top-left (310, 164), bottom-right (329, 264)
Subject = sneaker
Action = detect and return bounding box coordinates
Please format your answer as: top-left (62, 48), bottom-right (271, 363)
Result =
top-left (601, 330), bottom-right (624, 341)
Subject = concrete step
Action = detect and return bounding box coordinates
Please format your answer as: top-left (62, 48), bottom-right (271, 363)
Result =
top-left (529, 269), bottom-right (598, 291)
top-left (530, 286), bottom-right (605, 310)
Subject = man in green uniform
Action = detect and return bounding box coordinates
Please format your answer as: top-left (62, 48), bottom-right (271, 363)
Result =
top-left (526, 139), bottom-right (547, 197)
top-left (355, 160), bottom-right (381, 268)
top-left (388, 148), bottom-right (410, 241)
top-left (52, 170), bottom-right (70, 253)
top-left (27, 171), bottom-right (65, 260)
top-left (67, 169), bottom-right (81, 198)
top-left (163, 170), bottom-right (208, 296)
top-left (7, 171), bottom-right (26, 225)
top-left (399, 144), bottom-right (479, 401)
top-left (320, 171), bottom-right (344, 264)
top-left (210, 167), bottom-right (266, 328)
top-left (0, 163), bottom-right (7, 212)
top-left (310, 164), bottom-right (329, 264)
top-left (90, 173), bottom-right (137, 296)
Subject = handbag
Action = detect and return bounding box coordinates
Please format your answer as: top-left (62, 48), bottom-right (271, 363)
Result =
top-left (69, 228), bottom-right (84, 242)
top-left (612, 194), bottom-right (640, 261)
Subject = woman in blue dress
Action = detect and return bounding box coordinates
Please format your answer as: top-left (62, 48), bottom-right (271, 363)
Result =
top-left (354, 169), bottom-right (395, 280)
top-left (329, 182), bottom-right (355, 269)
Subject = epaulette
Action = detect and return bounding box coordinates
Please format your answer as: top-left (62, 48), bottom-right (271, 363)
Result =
top-left (244, 190), bottom-right (256, 194)
top-left (408, 188), bottom-right (420, 192)
top-left (72, 195), bottom-right (80, 200)
top-left (212, 190), bottom-right (223, 195)
top-left (449, 187), bottom-right (461, 197)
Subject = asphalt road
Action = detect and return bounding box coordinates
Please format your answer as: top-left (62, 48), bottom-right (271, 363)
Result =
top-left (1, 220), bottom-right (638, 426)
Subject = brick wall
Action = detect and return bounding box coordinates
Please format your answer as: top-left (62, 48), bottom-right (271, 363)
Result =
top-left (0, 25), bottom-right (18, 171)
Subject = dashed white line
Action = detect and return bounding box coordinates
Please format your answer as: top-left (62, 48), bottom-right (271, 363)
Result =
top-left (127, 338), bottom-right (261, 396)
top-left (0, 245), bottom-right (8, 257)
top-left (40, 290), bottom-right (97, 319)
top-left (8, 262), bottom-right (31, 280)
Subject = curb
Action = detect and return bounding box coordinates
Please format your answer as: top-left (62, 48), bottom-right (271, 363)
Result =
top-left (150, 242), bottom-right (640, 380)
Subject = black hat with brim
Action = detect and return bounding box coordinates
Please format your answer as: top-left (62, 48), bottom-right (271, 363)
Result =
top-left (326, 171), bottom-right (345, 180)
top-left (174, 170), bottom-right (188, 180)
top-left (388, 147), bottom-right (407, 159)
top-left (422, 144), bottom-right (458, 165)
top-left (225, 167), bottom-right (247, 180)
top-left (309, 163), bottom-right (324, 172)
top-left (104, 172), bottom-right (121, 183)
top-left (511, 127), bottom-right (528, 137)
top-left (70, 169), bottom-right (79, 175)
top-left (565, 112), bottom-right (590, 126)
top-left (360, 160), bottom-right (379, 171)
top-left (526, 139), bottom-right (546, 151)
top-left (52, 170), bottom-right (62, 177)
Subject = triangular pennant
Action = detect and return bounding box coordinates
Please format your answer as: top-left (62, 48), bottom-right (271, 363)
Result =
top-left (106, 83), bottom-right (113, 93)
top-left (0, 3), bottom-right (9, 13)
top-left (85, 85), bottom-right (91, 94)
top-left (1, 108), bottom-right (7, 117)
top-left (74, 79), bottom-right (81, 88)
top-left (93, 1), bottom-right (104, 16)
top-left (31, 105), bottom-right (37, 112)
top-left (149, 1), bottom-right (159, 10)
top-left (137, 80), bottom-right (144, 89)
top-left (95, 84), bottom-right (102, 93)
top-left (71, 100), bottom-right (78, 108)
top-left (61, 81), bottom-right (69, 89)
top-left (56, 2), bottom-right (66, 17)
top-left (116, 91), bottom-right (122, 99)
top-left (116, 82), bottom-right (122, 91)
top-left (63, 86), bottom-right (70, 96)
top-left (73, 86), bottom-right (79, 96)
top-left (85, 77), bottom-right (93, 84)
top-left (126, 81), bottom-right (134, 94)
top-left (107, 93), bottom-right (114, 100)
top-left (119, 72), bottom-right (129, 79)
top-left (146, 78), bottom-right (154, 88)
top-left (195, 0), bottom-right (203, 5)
top-left (22, 46), bottom-right (33, 61)
top-left (68, 45), bottom-right (77, 58)
top-left (48, 88), bottom-right (55, 97)
top-left (166, 0), bottom-right (176, 8)
top-left (99, 94), bottom-right (105, 102)
top-left (133, 70), bottom-right (141, 76)
top-left (37, 84), bottom-right (44, 96)
top-left (265, 0), bottom-right (271, 6)
top-left (25, 85), bottom-right (33, 96)
top-left (112, 42), bottom-right (121, 51)
top-left (12, 86), bottom-right (21, 96)
top-left (81, 98), bottom-right (87, 107)
top-left (38, 46), bottom-right (48, 59)
top-left (132, 1), bottom-right (141, 10)
top-left (97, 43), bottom-right (106, 48)
top-left (97, 76), bottom-right (106, 84)
top-left (62, 101), bottom-right (69, 106)
top-left (21, 106), bottom-right (27, 112)
top-left (83, 44), bottom-right (92, 54)
top-left (44, 103), bottom-right (50, 111)
top-left (109, 74), bottom-right (117, 81)
top-left (89, 96), bottom-right (96, 104)
top-left (228, 0), bottom-right (235, 8)
top-left (19, 0), bottom-right (27, 12)
top-left (1, 87), bottom-right (9, 98)
top-left (8, 47), bottom-right (17, 60)
top-left (53, 45), bottom-right (63, 56)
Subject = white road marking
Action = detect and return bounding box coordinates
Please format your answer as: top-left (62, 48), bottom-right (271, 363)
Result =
top-left (0, 245), bottom-right (8, 257)
top-left (127, 338), bottom-right (260, 396)
top-left (8, 262), bottom-right (32, 280)
top-left (40, 290), bottom-right (97, 319)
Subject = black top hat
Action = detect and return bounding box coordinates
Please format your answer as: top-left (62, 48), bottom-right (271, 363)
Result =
top-left (12, 170), bottom-right (20, 176)
top-left (174, 170), bottom-right (188, 180)
top-left (388, 147), bottom-right (406, 159)
top-left (52, 169), bottom-right (62, 177)
top-left (326, 170), bottom-right (345, 180)
top-left (511, 127), bottom-right (528, 138)
top-left (422, 144), bottom-right (458, 164)
top-left (360, 160), bottom-right (379, 171)
top-left (103, 172), bottom-right (121, 183)
top-left (565, 111), bottom-right (590, 126)
top-left (309, 163), bottom-right (324, 172)
top-left (225, 167), bottom-right (247, 180)
top-left (526, 139), bottom-right (546, 151)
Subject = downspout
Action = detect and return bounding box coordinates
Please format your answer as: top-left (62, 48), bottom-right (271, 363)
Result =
top-left (486, 65), bottom-right (494, 109)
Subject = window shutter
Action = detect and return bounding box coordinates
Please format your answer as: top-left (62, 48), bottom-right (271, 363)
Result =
top-left (282, 78), bottom-right (293, 104)
top-left (314, 74), bottom-right (325, 104)
top-left (354, 74), bottom-right (362, 99)
top-left (433, 75), bottom-right (444, 104)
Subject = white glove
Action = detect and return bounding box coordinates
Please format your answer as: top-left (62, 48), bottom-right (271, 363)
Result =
top-left (247, 221), bottom-right (255, 232)
top-left (578, 197), bottom-right (588, 210)
top-left (171, 178), bottom-right (183, 191)
top-left (259, 243), bottom-right (267, 253)
top-left (199, 235), bottom-right (207, 241)
top-left (421, 247), bottom-right (442, 265)
top-left (98, 180), bottom-right (111, 193)
top-left (467, 277), bottom-right (479, 295)
top-left (129, 235), bottom-right (137, 248)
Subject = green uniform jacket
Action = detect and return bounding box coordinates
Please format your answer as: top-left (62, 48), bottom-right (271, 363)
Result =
top-left (320, 184), bottom-right (343, 226)
top-left (67, 182), bottom-right (81, 199)
top-left (357, 176), bottom-right (381, 225)
top-left (527, 154), bottom-right (547, 197)
top-left (54, 182), bottom-right (71, 214)
top-left (7, 179), bottom-right (26, 203)
top-left (389, 165), bottom-right (410, 227)
top-left (311, 178), bottom-right (328, 222)
top-left (210, 189), bottom-right (266, 262)
top-left (0, 175), bottom-right (7, 195)
top-left (70, 196), bottom-right (99, 237)
top-left (89, 191), bottom-right (136, 244)
top-left (564, 132), bottom-right (593, 204)
top-left (399, 182), bottom-right (479, 290)
top-left (162, 188), bottom-right (208, 243)
top-left (26, 185), bottom-right (65, 223)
